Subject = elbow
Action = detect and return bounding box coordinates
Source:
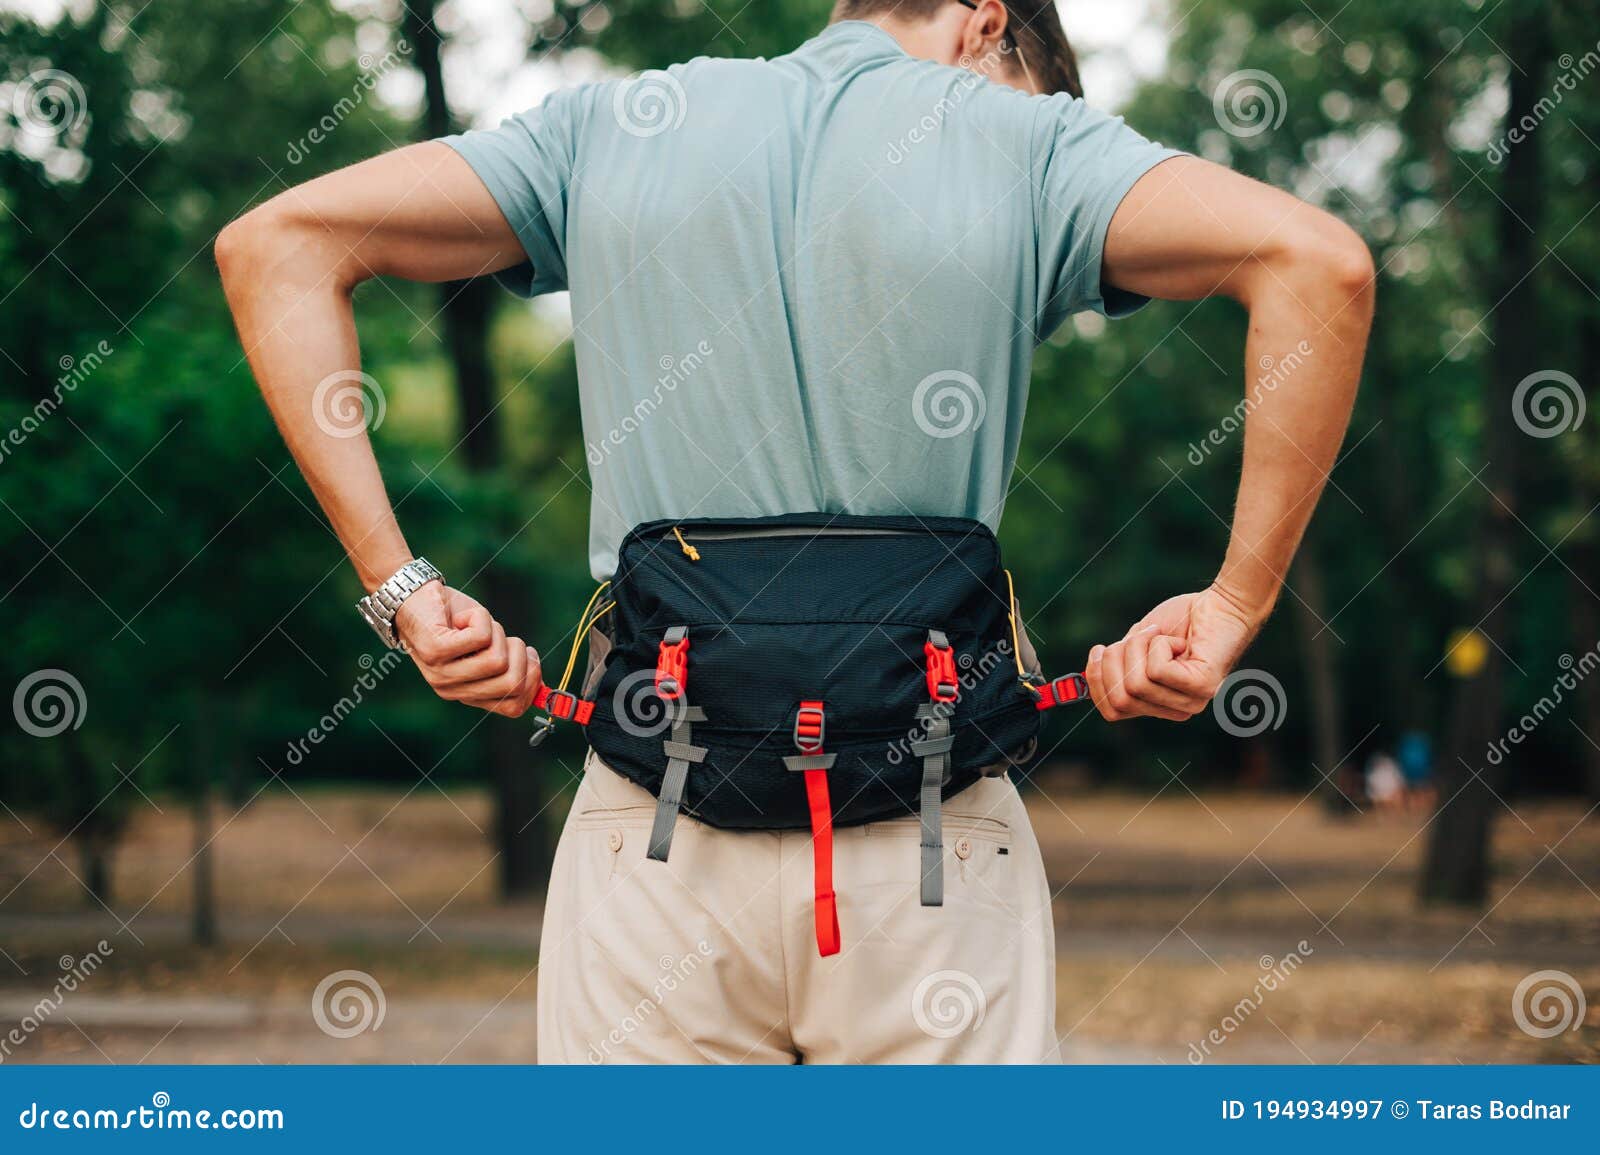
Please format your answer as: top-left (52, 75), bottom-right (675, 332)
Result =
top-left (1282, 214), bottom-right (1376, 318)
top-left (214, 205), bottom-right (284, 296)
top-left (213, 215), bottom-right (253, 290)
top-left (215, 199), bottom-right (354, 300)
top-left (1323, 224), bottom-right (1376, 310)
top-left (1242, 208), bottom-right (1375, 324)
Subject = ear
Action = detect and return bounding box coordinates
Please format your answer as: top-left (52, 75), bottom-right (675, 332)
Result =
top-left (960, 0), bottom-right (1011, 62)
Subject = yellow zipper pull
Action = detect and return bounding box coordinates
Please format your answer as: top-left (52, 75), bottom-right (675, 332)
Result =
top-left (672, 526), bottom-right (701, 561)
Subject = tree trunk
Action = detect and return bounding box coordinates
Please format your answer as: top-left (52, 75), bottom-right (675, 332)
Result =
top-left (1570, 289), bottom-right (1600, 800)
top-left (79, 838), bottom-right (112, 908)
top-left (191, 780), bottom-right (218, 946)
top-left (186, 699), bottom-right (219, 945)
top-left (1420, 3), bottom-right (1550, 905)
top-left (1292, 541), bottom-right (1350, 814)
top-left (405, 0), bottom-right (552, 895)
top-left (194, 783), bottom-right (222, 947)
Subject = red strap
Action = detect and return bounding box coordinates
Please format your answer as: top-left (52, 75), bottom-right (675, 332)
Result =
top-left (532, 685), bottom-right (594, 725)
top-left (795, 699), bottom-right (840, 957)
top-left (1034, 672), bottom-right (1090, 711)
top-left (802, 767), bottom-right (840, 957)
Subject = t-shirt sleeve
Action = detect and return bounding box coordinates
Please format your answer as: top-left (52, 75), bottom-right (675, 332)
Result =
top-left (440, 85), bottom-right (592, 298)
top-left (1031, 94), bottom-right (1183, 337)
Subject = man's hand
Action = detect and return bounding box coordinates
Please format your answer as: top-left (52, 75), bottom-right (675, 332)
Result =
top-left (1084, 587), bottom-right (1261, 722)
top-left (394, 581), bottom-right (543, 717)
top-left (1088, 157), bottom-right (1372, 720)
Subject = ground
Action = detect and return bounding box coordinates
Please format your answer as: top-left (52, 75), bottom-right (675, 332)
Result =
top-left (1, 777), bottom-right (1597, 1063)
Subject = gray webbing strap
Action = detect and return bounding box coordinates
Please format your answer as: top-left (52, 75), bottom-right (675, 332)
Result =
top-left (912, 702), bottom-right (954, 906)
top-left (647, 703), bottom-right (707, 863)
top-left (782, 753), bottom-right (837, 773)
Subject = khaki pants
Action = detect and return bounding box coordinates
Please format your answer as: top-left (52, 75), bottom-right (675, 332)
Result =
top-left (536, 751), bottom-right (1059, 1063)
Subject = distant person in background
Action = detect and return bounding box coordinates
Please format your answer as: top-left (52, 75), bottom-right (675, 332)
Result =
top-left (1365, 749), bottom-right (1406, 815)
top-left (1397, 729), bottom-right (1435, 813)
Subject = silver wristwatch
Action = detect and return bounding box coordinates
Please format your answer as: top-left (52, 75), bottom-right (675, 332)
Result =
top-left (356, 558), bottom-right (443, 649)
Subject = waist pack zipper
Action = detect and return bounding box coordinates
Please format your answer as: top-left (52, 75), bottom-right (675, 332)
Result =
top-left (667, 524), bottom-right (923, 558)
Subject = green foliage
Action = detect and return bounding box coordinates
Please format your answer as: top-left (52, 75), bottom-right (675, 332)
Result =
top-left (3, 0), bottom-right (1595, 901)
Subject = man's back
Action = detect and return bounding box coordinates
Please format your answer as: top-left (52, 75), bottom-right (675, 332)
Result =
top-left (220, 0), bottom-right (1373, 1064)
top-left (448, 20), bottom-right (1174, 576)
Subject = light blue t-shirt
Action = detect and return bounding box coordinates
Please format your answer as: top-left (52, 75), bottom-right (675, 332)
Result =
top-left (445, 21), bottom-right (1178, 578)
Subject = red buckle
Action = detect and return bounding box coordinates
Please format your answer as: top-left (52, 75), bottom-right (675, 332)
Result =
top-left (924, 638), bottom-right (959, 703)
top-left (1034, 672), bottom-right (1090, 711)
top-left (794, 700), bottom-right (826, 754)
top-left (531, 684), bottom-right (594, 729)
top-left (544, 688), bottom-right (580, 720)
top-left (656, 634), bottom-right (689, 700)
top-left (529, 684), bottom-right (594, 748)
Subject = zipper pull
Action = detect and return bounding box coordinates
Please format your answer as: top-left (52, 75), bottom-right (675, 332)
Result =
top-left (672, 526), bottom-right (700, 561)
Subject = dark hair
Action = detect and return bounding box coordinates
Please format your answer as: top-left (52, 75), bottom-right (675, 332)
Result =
top-left (829, 0), bottom-right (1083, 99)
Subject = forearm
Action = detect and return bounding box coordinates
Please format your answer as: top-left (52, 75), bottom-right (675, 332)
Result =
top-left (1215, 258), bottom-right (1373, 621)
top-left (216, 144), bottom-right (526, 594)
top-left (218, 218), bottom-right (412, 592)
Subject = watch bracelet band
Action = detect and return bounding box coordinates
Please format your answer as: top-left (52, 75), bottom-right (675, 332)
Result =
top-left (357, 557), bottom-right (443, 649)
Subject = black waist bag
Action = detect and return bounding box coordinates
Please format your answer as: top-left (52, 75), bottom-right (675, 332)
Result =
top-left (530, 512), bottom-right (1092, 956)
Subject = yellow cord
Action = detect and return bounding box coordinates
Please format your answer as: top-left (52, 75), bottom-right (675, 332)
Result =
top-left (672, 526), bottom-right (701, 561)
top-left (1003, 569), bottom-right (1029, 683)
top-left (556, 581), bottom-right (612, 692)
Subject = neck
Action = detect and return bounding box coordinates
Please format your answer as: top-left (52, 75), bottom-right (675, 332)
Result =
top-left (851, 14), bottom-right (944, 61)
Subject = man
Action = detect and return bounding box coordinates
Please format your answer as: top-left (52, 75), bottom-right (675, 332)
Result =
top-left (217, 0), bottom-right (1373, 1062)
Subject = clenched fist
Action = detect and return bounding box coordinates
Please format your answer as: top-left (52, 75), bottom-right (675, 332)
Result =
top-left (393, 581), bottom-right (543, 717)
top-left (1084, 586), bottom-right (1263, 722)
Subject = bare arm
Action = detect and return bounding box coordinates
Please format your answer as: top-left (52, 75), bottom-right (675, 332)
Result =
top-left (217, 142), bottom-right (543, 715)
top-left (1084, 155), bottom-right (1374, 722)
